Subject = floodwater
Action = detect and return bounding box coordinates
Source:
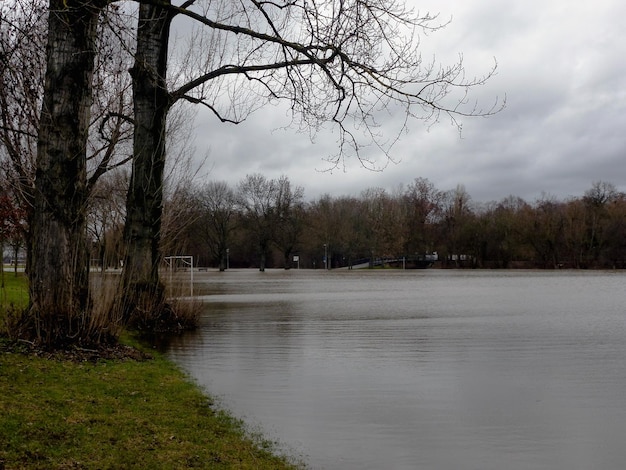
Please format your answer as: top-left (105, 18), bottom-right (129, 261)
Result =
top-left (165, 269), bottom-right (626, 470)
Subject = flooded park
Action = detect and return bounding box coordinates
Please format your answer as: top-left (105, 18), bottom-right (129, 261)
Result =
top-left (166, 269), bottom-right (626, 470)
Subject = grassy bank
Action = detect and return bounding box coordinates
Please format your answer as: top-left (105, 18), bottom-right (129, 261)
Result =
top-left (1, 275), bottom-right (301, 469)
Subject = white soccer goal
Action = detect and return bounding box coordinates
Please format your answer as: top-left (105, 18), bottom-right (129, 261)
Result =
top-left (163, 255), bottom-right (194, 297)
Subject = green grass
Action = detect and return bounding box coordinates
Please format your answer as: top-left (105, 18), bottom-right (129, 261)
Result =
top-left (0, 274), bottom-right (302, 469)
top-left (0, 343), bottom-right (301, 469)
top-left (0, 271), bottom-right (28, 310)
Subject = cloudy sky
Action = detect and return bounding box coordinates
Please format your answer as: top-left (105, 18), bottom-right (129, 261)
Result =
top-left (184, 0), bottom-right (626, 204)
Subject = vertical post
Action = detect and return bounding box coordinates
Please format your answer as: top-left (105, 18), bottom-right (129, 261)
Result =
top-left (190, 256), bottom-right (193, 297)
top-left (167, 257), bottom-right (173, 295)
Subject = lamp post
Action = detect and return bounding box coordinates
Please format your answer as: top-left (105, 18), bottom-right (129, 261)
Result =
top-left (226, 248), bottom-right (230, 270)
top-left (324, 243), bottom-right (327, 270)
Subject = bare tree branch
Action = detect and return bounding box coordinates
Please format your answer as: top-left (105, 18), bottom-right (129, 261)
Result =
top-left (138, 0), bottom-right (503, 169)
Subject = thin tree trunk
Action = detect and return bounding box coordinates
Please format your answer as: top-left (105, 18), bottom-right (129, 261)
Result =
top-left (259, 239), bottom-right (268, 272)
top-left (120, 2), bottom-right (171, 320)
top-left (1, 240), bottom-right (4, 289)
top-left (28, 1), bottom-right (103, 347)
top-left (12, 242), bottom-right (19, 276)
top-left (218, 245), bottom-right (227, 272)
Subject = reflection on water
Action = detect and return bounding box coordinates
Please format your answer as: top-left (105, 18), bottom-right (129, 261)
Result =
top-left (166, 269), bottom-right (626, 470)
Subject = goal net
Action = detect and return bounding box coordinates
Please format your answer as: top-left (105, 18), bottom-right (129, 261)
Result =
top-left (163, 255), bottom-right (194, 297)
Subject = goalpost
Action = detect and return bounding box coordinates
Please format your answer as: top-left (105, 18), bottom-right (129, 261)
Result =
top-left (163, 255), bottom-right (194, 297)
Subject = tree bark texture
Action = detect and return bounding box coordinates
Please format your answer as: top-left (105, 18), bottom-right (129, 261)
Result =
top-left (28, 1), bottom-right (103, 347)
top-left (120, 2), bottom-right (171, 320)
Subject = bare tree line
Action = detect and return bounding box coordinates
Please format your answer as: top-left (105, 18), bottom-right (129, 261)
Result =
top-left (0, 0), bottom-right (500, 348)
top-left (90, 176), bottom-right (626, 271)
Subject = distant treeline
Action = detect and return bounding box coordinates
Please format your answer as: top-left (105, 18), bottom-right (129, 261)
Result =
top-left (87, 175), bottom-right (626, 270)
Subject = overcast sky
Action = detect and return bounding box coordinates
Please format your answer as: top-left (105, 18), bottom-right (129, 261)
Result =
top-left (183, 0), bottom-right (626, 204)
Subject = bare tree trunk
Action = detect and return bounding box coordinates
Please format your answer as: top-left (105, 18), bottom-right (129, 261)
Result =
top-left (218, 244), bottom-right (227, 272)
top-left (0, 240), bottom-right (4, 289)
top-left (283, 251), bottom-right (292, 270)
top-left (259, 247), bottom-right (267, 272)
top-left (12, 242), bottom-right (20, 276)
top-left (28, 1), bottom-right (103, 348)
top-left (120, 2), bottom-right (171, 321)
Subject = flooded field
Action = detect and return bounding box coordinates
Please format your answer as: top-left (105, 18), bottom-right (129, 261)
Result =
top-left (167, 269), bottom-right (626, 470)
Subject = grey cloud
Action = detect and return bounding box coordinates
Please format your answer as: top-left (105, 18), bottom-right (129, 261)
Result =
top-left (184, 0), bottom-right (626, 204)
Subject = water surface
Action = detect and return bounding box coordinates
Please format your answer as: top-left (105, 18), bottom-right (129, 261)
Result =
top-left (166, 269), bottom-right (626, 469)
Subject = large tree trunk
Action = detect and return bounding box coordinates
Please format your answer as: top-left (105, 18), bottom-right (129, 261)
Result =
top-left (120, 2), bottom-right (171, 321)
top-left (27, 1), bottom-right (103, 348)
